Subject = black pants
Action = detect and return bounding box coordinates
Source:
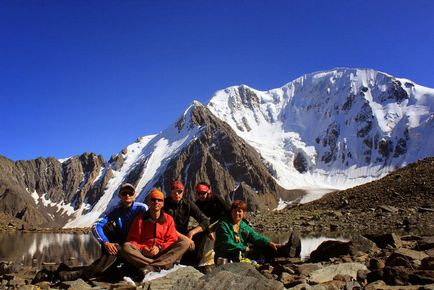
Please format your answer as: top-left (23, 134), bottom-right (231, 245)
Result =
top-left (60, 221), bottom-right (126, 281)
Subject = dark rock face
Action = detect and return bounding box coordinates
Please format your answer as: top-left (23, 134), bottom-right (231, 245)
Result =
top-left (0, 153), bottom-right (111, 227)
top-left (309, 240), bottom-right (352, 262)
top-left (158, 105), bottom-right (303, 210)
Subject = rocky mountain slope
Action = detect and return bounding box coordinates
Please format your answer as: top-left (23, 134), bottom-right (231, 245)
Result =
top-left (0, 68), bottom-right (433, 228)
top-left (247, 157), bottom-right (434, 236)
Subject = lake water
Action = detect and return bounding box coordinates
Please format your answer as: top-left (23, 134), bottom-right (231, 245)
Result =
top-left (0, 232), bottom-right (347, 268)
top-left (0, 232), bottom-right (101, 268)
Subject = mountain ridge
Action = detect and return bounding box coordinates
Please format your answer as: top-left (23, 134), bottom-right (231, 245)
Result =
top-left (1, 67), bottom-right (433, 228)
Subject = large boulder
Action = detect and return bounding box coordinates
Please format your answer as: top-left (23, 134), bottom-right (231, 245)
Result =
top-left (193, 262), bottom-right (284, 290)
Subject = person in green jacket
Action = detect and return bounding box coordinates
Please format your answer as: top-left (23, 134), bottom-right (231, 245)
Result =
top-left (214, 200), bottom-right (301, 263)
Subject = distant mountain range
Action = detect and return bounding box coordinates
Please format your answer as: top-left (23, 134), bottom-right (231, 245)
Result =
top-left (1, 68), bottom-right (433, 228)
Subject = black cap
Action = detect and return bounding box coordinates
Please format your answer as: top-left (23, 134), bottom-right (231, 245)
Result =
top-left (119, 183), bottom-right (135, 194)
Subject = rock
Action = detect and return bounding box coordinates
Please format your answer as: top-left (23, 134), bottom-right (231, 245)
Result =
top-left (194, 262), bottom-right (284, 290)
top-left (350, 235), bottom-right (380, 254)
top-left (346, 281), bottom-right (362, 289)
top-left (309, 240), bottom-right (352, 262)
top-left (386, 248), bottom-right (430, 268)
top-left (386, 253), bottom-right (414, 268)
top-left (417, 236), bottom-right (434, 251)
top-left (422, 257), bottom-right (434, 270)
top-left (0, 261), bottom-right (22, 275)
top-left (368, 258), bottom-right (385, 270)
top-left (58, 278), bottom-right (93, 289)
top-left (365, 280), bottom-right (387, 290)
top-left (7, 276), bottom-right (26, 287)
top-left (138, 266), bottom-right (203, 290)
top-left (378, 205), bottom-right (399, 213)
top-left (397, 248), bottom-right (430, 261)
top-left (366, 269), bottom-right (384, 284)
top-left (383, 266), bottom-right (411, 286)
top-left (365, 233), bottom-right (402, 249)
top-left (409, 270), bottom-right (434, 285)
top-left (295, 263), bottom-right (323, 276)
top-left (308, 262), bottom-right (367, 284)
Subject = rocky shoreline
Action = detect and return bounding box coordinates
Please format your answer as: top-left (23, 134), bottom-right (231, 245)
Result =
top-left (1, 231), bottom-right (434, 289)
top-left (1, 204), bottom-right (434, 290)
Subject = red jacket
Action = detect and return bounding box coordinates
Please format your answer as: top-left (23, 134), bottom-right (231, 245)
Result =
top-left (126, 210), bottom-right (178, 252)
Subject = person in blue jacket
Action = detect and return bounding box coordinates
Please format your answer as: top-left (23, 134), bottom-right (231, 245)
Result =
top-left (33, 183), bottom-right (148, 283)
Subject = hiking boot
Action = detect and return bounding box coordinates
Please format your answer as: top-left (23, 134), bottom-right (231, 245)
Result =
top-left (280, 231), bottom-right (301, 258)
top-left (137, 265), bottom-right (155, 281)
top-left (58, 269), bottom-right (83, 281)
top-left (32, 269), bottom-right (55, 284)
top-left (198, 265), bottom-right (214, 274)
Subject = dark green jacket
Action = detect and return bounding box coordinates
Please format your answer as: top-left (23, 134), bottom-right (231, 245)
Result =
top-left (214, 216), bottom-right (270, 260)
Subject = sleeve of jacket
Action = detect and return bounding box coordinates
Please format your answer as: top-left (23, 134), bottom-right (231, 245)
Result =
top-left (215, 194), bottom-right (231, 215)
top-left (243, 222), bottom-right (270, 247)
top-left (92, 207), bottom-right (117, 244)
top-left (215, 219), bottom-right (247, 253)
top-left (161, 214), bottom-right (179, 251)
top-left (125, 214), bottom-right (145, 251)
top-left (190, 201), bottom-right (210, 231)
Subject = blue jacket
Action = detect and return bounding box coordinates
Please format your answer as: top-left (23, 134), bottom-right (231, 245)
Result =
top-left (92, 201), bottom-right (148, 244)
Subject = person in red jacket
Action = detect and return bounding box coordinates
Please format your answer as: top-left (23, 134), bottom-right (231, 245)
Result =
top-left (121, 188), bottom-right (189, 280)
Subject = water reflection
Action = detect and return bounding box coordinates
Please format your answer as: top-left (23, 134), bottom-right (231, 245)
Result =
top-left (262, 230), bottom-right (348, 260)
top-left (0, 231), bottom-right (348, 266)
top-left (0, 232), bottom-right (101, 268)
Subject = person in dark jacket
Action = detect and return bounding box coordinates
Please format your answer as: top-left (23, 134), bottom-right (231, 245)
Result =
top-left (214, 200), bottom-right (301, 263)
top-left (194, 182), bottom-right (231, 271)
top-left (163, 180), bottom-right (209, 265)
top-left (32, 183), bottom-right (148, 283)
top-left (195, 182), bottom-right (230, 234)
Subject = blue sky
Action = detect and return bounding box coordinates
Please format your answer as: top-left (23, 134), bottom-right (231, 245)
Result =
top-left (1, 0), bottom-right (433, 161)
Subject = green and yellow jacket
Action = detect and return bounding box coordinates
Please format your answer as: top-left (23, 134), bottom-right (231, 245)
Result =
top-left (214, 215), bottom-right (270, 260)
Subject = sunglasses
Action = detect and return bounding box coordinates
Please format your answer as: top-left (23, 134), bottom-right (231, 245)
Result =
top-left (196, 191), bottom-right (208, 196)
top-left (172, 189), bottom-right (183, 194)
top-left (150, 198), bottom-right (164, 203)
top-left (120, 191), bottom-right (134, 196)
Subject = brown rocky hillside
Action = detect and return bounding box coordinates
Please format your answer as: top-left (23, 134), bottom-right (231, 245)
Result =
top-left (301, 157), bottom-right (434, 211)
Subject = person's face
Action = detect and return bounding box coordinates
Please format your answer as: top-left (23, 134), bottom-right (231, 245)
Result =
top-left (231, 208), bottom-right (244, 224)
top-left (196, 188), bottom-right (210, 202)
top-left (119, 190), bottom-right (136, 206)
top-left (170, 189), bottom-right (184, 203)
top-left (148, 196), bottom-right (164, 211)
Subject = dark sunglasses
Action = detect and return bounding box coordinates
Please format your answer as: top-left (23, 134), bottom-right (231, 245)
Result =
top-left (120, 191), bottom-right (134, 196)
top-left (150, 198), bottom-right (164, 203)
top-left (196, 191), bottom-right (207, 196)
top-left (172, 189), bottom-right (183, 194)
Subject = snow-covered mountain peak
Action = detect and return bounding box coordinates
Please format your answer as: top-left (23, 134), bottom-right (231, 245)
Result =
top-left (208, 68), bottom-right (434, 192)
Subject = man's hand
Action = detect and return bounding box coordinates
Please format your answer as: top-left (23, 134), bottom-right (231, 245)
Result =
top-left (269, 242), bottom-right (281, 252)
top-left (149, 245), bottom-right (160, 257)
top-left (104, 242), bottom-right (119, 255)
top-left (186, 230), bottom-right (195, 240)
top-left (187, 238), bottom-right (196, 251)
top-left (141, 247), bottom-right (151, 257)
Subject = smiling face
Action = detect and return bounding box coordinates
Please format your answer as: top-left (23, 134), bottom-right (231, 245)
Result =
top-left (196, 189), bottom-right (209, 202)
top-left (119, 189), bottom-right (136, 207)
top-left (231, 208), bottom-right (245, 224)
top-left (170, 189), bottom-right (184, 203)
top-left (148, 196), bottom-right (164, 212)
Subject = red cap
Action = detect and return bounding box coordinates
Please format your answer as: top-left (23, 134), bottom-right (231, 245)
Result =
top-left (195, 183), bottom-right (210, 193)
top-left (172, 180), bottom-right (184, 191)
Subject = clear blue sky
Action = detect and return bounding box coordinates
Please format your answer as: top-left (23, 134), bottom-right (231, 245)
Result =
top-left (1, 0), bottom-right (433, 161)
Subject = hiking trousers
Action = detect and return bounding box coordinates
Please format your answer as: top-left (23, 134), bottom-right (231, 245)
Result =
top-left (121, 238), bottom-right (189, 270)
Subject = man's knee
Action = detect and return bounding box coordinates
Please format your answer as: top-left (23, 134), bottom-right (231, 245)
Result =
top-left (177, 238), bottom-right (190, 251)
